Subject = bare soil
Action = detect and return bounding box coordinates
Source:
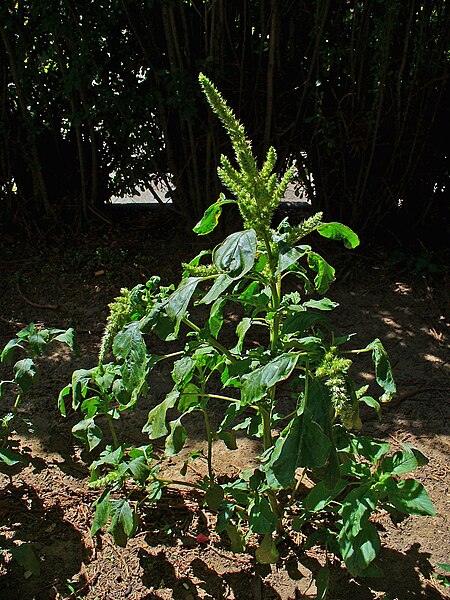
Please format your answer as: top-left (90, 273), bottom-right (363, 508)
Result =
top-left (0, 207), bottom-right (449, 600)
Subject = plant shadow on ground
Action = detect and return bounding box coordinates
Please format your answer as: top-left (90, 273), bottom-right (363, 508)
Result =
top-left (0, 478), bottom-right (88, 600)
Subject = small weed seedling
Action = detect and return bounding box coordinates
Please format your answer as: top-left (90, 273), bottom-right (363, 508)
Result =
top-left (0, 322), bottom-right (76, 575)
top-left (62, 75), bottom-right (434, 593)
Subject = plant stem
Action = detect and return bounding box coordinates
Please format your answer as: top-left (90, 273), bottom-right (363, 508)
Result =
top-left (202, 408), bottom-right (214, 481)
top-left (260, 406), bottom-right (272, 450)
top-left (182, 317), bottom-right (236, 361)
top-left (107, 413), bottom-right (119, 449)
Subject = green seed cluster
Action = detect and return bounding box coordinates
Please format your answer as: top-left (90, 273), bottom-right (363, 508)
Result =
top-left (286, 212), bottom-right (324, 245)
top-left (199, 74), bottom-right (294, 240)
top-left (316, 347), bottom-right (361, 430)
top-left (181, 262), bottom-right (219, 277)
top-left (99, 288), bottom-right (133, 363)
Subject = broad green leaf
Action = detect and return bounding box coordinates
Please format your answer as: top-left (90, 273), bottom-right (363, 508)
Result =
top-left (54, 327), bottom-right (78, 352)
top-left (241, 353), bottom-right (299, 405)
top-left (205, 484), bottom-right (224, 511)
top-left (282, 311), bottom-right (328, 335)
top-left (208, 297), bottom-right (226, 338)
top-left (11, 544), bottom-right (40, 576)
top-left (142, 390), bottom-right (179, 438)
top-left (91, 490), bottom-right (111, 536)
top-left (232, 317), bottom-right (251, 354)
top-left (58, 384), bottom-right (71, 417)
top-left (381, 446), bottom-right (428, 476)
top-left (113, 323), bottom-right (147, 392)
top-left (255, 533), bottom-right (279, 564)
top-left (339, 522), bottom-right (380, 577)
top-left (71, 368), bottom-right (94, 409)
top-left (346, 435), bottom-right (390, 463)
top-left (200, 274), bottom-right (234, 305)
top-left (304, 480), bottom-right (347, 512)
top-left (218, 431), bottom-right (238, 450)
top-left (359, 395), bottom-right (381, 418)
top-left (29, 330), bottom-right (50, 355)
top-left (166, 277), bottom-right (202, 330)
top-left (1, 338), bottom-right (22, 364)
top-left (365, 339), bottom-right (396, 401)
top-left (172, 356), bottom-right (195, 386)
top-left (277, 242), bottom-right (306, 274)
top-left (270, 411), bottom-right (331, 487)
top-left (302, 298), bottom-right (338, 311)
top-left (386, 478), bottom-right (435, 516)
top-left (339, 485), bottom-right (378, 538)
top-left (316, 566), bottom-right (330, 600)
top-left (193, 195), bottom-right (236, 235)
top-left (225, 524), bottom-right (246, 552)
top-left (317, 222), bottom-right (360, 249)
top-left (13, 358), bottom-right (37, 393)
top-left (165, 419), bottom-right (187, 456)
top-left (249, 496), bottom-right (278, 534)
top-left (212, 229), bottom-right (257, 279)
top-left (71, 418), bottom-right (103, 451)
top-left (307, 252), bottom-right (335, 294)
top-left (108, 499), bottom-right (137, 547)
top-left (0, 447), bottom-right (25, 466)
top-left (178, 383), bottom-right (201, 413)
top-left (127, 456), bottom-right (149, 483)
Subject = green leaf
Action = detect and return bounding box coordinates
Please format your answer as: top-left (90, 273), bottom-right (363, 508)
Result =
top-left (178, 383), bottom-right (201, 413)
top-left (208, 297), bottom-right (226, 338)
top-left (200, 274), bottom-right (234, 305)
top-left (381, 446), bottom-right (428, 476)
top-left (359, 395), bottom-right (381, 418)
top-left (317, 222), bottom-right (360, 249)
top-left (232, 317), bottom-right (252, 354)
top-left (255, 533), bottom-right (279, 564)
top-left (249, 496), bottom-right (278, 534)
top-left (71, 368), bottom-right (94, 409)
top-left (339, 522), bottom-right (380, 577)
top-left (205, 484), bottom-right (224, 511)
top-left (282, 311), bottom-right (328, 335)
top-left (1, 338), bottom-right (22, 364)
top-left (307, 252), bottom-right (336, 294)
top-left (212, 229), bottom-right (257, 279)
top-left (172, 356), bottom-right (195, 386)
top-left (108, 499), bottom-right (137, 547)
top-left (127, 456), bottom-right (150, 483)
top-left (386, 478), bottom-right (435, 516)
top-left (302, 298), bottom-right (338, 311)
top-left (13, 358), bottom-right (38, 393)
top-left (165, 419), bottom-right (187, 456)
top-left (54, 328), bottom-right (78, 352)
top-left (218, 430), bottom-right (238, 450)
top-left (113, 323), bottom-right (147, 392)
top-left (142, 390), bottom-right (179, 438)
top-left (270, 411), bottom-right (331, 487)
top-left (339, 485), bottom-right (378, 538)
top-left (11, 544), bottom-right (40, 576)
top-left (58, 384), bottom-right (71, 417)
top-left (71, 418), bottom-right (103, 451)
top-left (193, 195), bottom-right (236, 234)
top-left (0, 447), bottom-right (25, 466)
top-left (225, 524), bottom-right (246, 552)
top-left (316, 566), bottom-right (330, 600)
top-left (166, 277), bottom-right (202, 330)
top-left (241, 353), bottom-right (299, 405)
top-left (91, 490), bottom-right (111, 536)
top-left (365, 339), bottom-right (396, 401)
top-left (304, 480), bottom-right (347, 512)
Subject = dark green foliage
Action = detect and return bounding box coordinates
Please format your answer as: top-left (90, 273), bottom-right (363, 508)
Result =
top-left (0, 1), bottom-right (448, 236)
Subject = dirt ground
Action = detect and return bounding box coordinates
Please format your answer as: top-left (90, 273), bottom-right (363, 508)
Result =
top-left (0, 206), bottom-right (449, 600)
